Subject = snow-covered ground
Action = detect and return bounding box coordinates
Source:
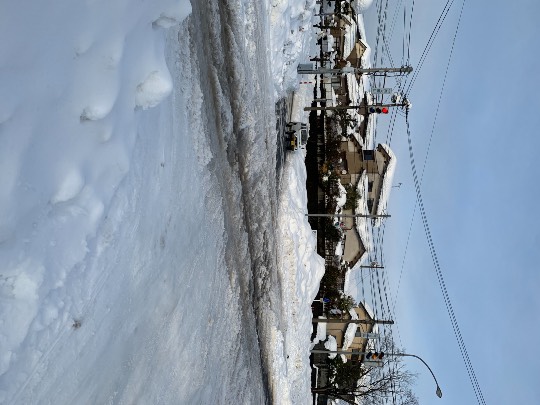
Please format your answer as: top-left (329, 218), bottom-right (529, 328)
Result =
top-left (0, 0), bottom-right (345, 403)
top-left (0, 0), bottom-right (381, 401)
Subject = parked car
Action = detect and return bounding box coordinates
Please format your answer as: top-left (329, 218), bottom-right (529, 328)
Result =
top-left (285, 122), bottom-right (308, 151)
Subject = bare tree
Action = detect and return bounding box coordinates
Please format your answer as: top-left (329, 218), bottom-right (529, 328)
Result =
top-left (312, 335), bottom-right (419, 405)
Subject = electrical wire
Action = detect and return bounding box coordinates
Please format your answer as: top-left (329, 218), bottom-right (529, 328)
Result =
top-left (404, 0), bottom-right (456, 95)
top-left (406, 110), bottom-right (486, 405)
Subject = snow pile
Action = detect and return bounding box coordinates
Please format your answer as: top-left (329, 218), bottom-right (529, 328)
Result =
top-left (336, 180), bottom-right (347, 207)
top-left (0, 0), bottom-right (377, 402)
top-left (312, 317), bottom-right (328, 346)
top-left (325, 335), bottom-right (338, 359)
top-left (275, 140), bottom-right (326, 404)
top-left (269, 0), bottom-right (318, 95)
top-left (0, 0), bottom-right (191, 396)
top-left (262, 1), bottom-right (342, 384)
top-left (335, 242), bottom-right (344, 257)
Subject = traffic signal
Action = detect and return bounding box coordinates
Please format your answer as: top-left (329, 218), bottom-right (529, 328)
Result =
top-left (368, 106), bottom-right (389, 114)
top-left (364, 351), bottom-right (385, 360)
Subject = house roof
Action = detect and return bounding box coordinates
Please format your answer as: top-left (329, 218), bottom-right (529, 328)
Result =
top-left (374, 143), bottom-right (396, 227)
top-left (353, 170), bottom-right (372, 265)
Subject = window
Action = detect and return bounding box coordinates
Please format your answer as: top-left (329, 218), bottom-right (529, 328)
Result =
top-left (363, 150), bottom-right (375, 161)
top-left (368, 181), bottom-right (373, 192)
top-left (368, 198), bottom-right (373, 212)
top-left (351, 348), bottom-right (360, 362)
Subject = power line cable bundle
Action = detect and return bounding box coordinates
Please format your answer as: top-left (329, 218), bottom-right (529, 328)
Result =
top-left (367, 0), bottom-right (487, 402)
top-left (405, 109), bottom-right (486, 405)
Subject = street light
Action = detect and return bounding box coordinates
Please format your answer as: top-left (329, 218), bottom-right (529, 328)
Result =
top-left (310, 349), bottom-right (443, 398)
top-left (397, 353), bottom-right (443, 398)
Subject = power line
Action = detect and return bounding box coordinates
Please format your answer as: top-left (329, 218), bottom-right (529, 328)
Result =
top-left (404, 0), bottom-right (456, 95)
top-left (368, 0), bottom-right (487, 400)
top-left (406, 114), bottom-right (486, 405)
top-left (406, 108), bottom-right (486, 405)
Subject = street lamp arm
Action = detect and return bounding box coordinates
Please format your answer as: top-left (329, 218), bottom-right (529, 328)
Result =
top-left (392, 353), bottom-right (443, 398)
top-left (310, 349), bottom-right (442, 398)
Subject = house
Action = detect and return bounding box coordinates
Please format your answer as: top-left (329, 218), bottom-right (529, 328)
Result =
top-left (311, 302), bottom-right (378, 404)
top-left (328, 14), bottom-right (353, 59)
top-left (334, 39), bottom-right (368, 69)
top-left (339, 140), bottom-right (396, 267)
top-left (345, 39), bottom-right (368, 68)
top-left (361, 143), bottom-right (396, 222)
top-left (324, 303), bottom-right (376, 360)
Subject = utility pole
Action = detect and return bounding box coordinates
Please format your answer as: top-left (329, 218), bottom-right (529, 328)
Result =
top-left (303, 102), bottom-right (407, 112)
top-left (311, 349), bottom-right (381, 355)
top-left (297, 64), bottom-right (413, 76)
top-left (312, 318), bottom-right (394, 325)
top-left (305, 213), bottom-right (390, 219)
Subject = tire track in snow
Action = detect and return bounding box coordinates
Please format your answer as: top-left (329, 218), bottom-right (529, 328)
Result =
top-left (188, 1), bottom-right (272, 403)
top-left (189, 0), bottom-right (285, 402)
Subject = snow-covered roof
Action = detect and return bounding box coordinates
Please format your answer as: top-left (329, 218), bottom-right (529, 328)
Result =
top-left (342, 20), bottom-right (357, 59)
top-left (343, 268), bottom-right (352, 293)
top-left (341, 307), bottom-right (361, 351)
top-left (361, 300), bottom-right (376, 320)
top-left (336, 179), bottom-right (347, 208)
top-left (374, 143), bottom-right (397, 226)
top-left (365, 113), bottom-right (375, 147)
top-left (352, 0), bottom-right (374, 13)
top-left (346, 73), bottom-right (362, 104)
top-left (342, 322), bottom-right (357, 351)
top-left (353, 171), bottom-right (372, 264)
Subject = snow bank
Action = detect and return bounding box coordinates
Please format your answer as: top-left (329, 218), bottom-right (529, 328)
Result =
top-left (274, 144), bottom-right (326, 404)
top-left (269, 0), bottom-right (318, 95)
top-left (0, 0), bottom-right (191, 401)
top-left (268, 66), bottom-right (326, 405)
top-left (312, 317), bottom-right (328, 347)
top-left (0, 0), bottom-right (379, 402)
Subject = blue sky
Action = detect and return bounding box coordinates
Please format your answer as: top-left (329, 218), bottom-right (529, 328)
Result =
top-left (360, 1), bottom-right (540, 403)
